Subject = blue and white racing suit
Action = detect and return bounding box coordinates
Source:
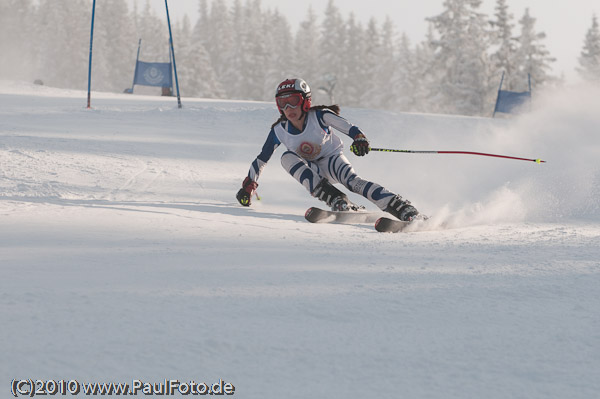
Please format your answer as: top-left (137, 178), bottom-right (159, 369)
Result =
top-left (246, 108), bottom-right (397, 210)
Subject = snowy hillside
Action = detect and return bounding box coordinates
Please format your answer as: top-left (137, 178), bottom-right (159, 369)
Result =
top-left (1, 80), bottom-right (599, 398)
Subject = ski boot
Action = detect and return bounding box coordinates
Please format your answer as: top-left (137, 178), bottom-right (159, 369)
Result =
top-left (384, 195), bottom-right (419, 221)
top-left (312, 178), bottom-right (360, 211)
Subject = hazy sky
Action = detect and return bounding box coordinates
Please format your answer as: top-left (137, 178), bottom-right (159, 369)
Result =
top-left (131, 0), bottom-right (599, 82)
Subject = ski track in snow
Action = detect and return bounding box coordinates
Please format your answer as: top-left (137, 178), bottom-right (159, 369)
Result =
top-left (1, 81), bottom-right (599, 398)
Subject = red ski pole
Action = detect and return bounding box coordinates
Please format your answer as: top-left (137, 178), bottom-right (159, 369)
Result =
top-left (368, 147), bottom-right (546, 163)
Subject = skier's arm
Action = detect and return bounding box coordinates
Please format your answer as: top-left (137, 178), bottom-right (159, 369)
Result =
top-left (320, 110), bottom-right (370, 156)
top-left (236, 129), bottom-right (280, 206)
top-left (248, 128), bottom-right (280, 182)
top-left (320, 110), bottom-right (365, 139)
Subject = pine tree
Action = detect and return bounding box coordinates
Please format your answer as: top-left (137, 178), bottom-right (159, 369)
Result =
top-left (414, 24), bottom-right (442, 113)
top-left (33, 0), bottom-right (91, 89)
top-left (577, 14), bottom-right (600, 82)
top-left (319, 0), bottom-right (347, 103)
top-left (394, 33), bottom-right (422, 112)
top-left (134, 0), bottom-right (169, 62)
top-left (208, 0), bottom-right (235, 90)
top-left (221, 0), bottom-right (244, 98)
top-left (0, 0), bottom-right (36, 81)
top-left (175, 15), bottom-right (223, 98)
top-left (94, 0), bottom-right (137, 92)
top-left (193, 0), bottom-right (209, 42)
top-left (293, 7), bottom-right (321, 100)
top-left (361, 18), bottom-right (384, 109)
top-left (427, 0), bottom-right (492, 115)
top-left (342, 13), bottom-right (366, 107)
top-left (372, 17), bottom-right (399, 111)
top-left (236, 0), bottom-right (268, 100)
top-left (489, 0), bottom-right (518, 90)
top-left (262, 9), bottom-right (294, 100)
top-left (513, 8), bottom-right (556, 90)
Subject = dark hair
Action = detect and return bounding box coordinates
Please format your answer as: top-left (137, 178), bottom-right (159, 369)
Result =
top-left (270, 105), bottom-right (340, 129)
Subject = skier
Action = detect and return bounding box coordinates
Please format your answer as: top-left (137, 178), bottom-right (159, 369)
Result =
top-left (235, 78), bottom-right (420, 222)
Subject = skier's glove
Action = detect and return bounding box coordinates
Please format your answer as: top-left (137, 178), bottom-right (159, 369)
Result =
top-left (350, 133), bottom-right (370, 156)
top-left (236, 176), bottom-right (258, 206)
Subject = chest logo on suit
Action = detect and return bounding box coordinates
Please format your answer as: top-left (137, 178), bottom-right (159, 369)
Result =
top-left (297, 142), bottom-right (321, 160)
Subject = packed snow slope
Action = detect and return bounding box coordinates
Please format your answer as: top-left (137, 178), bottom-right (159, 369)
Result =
top-left (1, 80), bottom-right (599, 398)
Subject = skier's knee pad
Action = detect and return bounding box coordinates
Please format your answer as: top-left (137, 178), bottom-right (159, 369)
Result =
top-left (281, 151), bottom-right (321, 193)
top-left (281, 151), bottom-right (321, 177)
top-left (280, 150), bottom-right (304, 173)
top-left (347, 175), bottom-right (368, 194)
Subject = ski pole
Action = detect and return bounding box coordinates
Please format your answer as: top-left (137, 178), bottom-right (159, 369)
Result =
top-left (368, 147), bottom-right (546, 163)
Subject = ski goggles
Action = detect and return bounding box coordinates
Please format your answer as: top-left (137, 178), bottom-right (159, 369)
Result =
top-left (276, 92), bottom-right (303, 110)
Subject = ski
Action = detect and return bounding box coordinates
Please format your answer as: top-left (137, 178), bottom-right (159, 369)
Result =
top-left (305, 207), bottom-right (381, 224)
top-left (375, 215), bottom-right (443, 233)
top-left (374, 217), bottom-right (412, 233)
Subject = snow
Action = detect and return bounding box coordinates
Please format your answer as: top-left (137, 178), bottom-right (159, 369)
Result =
top-left (1, 80), bottom-right (599, 398)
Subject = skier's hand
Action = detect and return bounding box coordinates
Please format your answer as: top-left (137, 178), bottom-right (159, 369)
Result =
top-left (350, 133), bottom-right (370, 156)
top-left (236, 177), bottom-right (258, 206)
